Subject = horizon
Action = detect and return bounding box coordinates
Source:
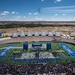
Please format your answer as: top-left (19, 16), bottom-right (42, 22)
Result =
top-left (0, 0), bottom-right (75, 21)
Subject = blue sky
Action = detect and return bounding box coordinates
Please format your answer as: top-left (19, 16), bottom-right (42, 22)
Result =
top-left (0, 0), bottom-right (75, 21)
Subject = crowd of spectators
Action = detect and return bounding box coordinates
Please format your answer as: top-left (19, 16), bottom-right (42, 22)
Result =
top-left (0, 62), bottom-right (75, 75)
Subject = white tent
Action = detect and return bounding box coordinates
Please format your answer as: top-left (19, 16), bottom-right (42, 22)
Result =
top-left (48, 32), bottom-right (53, 36)
top-left (12, 32), bottom-right (18, 37)
top-left (17, 32), bottom-right (21, 36)
top-left (24, 32), bottom-right (28, 36)
top-left (20, 32), bottom-right (25, 37)
top-left (52, 32), bottom-right (56, 36)
top-left (27, 32), bottom-right (32, 36)
top-left (31, 32), bottom-right (34, 36)
top-left (45, 32), bottom-right (48, 36)
top-left (34, 32), bottom-right (40, 36)
top-left (11, 33), bottom-right (13, 37)
top-left (55, 32), bottom-right (62, 36)
top-left (41, 32), bottom-right (46, 36)
top-left (67, 35), bottom-right (70, 39)
top-left (38, 32), bottom-right (42, 36)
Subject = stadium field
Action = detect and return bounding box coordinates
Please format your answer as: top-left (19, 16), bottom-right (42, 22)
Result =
top-left (0, 42), bottom-right (75, 65)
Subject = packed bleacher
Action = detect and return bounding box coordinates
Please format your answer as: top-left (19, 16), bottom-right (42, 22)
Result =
top-left (0, 62), bottom-right (75, 75)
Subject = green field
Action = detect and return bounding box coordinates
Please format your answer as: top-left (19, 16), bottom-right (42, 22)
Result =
top-left (0, 42), bottom-right (75, 65)
top-left (0, 44), bottom-right (9, 48)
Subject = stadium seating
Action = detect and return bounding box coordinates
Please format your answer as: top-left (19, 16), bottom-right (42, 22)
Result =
top-left (60, 43), bottom-right (75, 57)
top-left (0, 44), bottom-right (14, 58)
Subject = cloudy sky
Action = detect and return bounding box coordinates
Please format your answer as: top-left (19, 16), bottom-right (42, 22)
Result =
top-left (0, 0), bottom-right (75, 21)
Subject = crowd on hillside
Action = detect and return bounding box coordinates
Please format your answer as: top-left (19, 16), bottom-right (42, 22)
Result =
top-left (0, 62), bottom-right (75, 75)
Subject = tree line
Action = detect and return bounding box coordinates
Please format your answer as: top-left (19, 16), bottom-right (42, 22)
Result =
top-left (0, 24), bottom-right (75, 29)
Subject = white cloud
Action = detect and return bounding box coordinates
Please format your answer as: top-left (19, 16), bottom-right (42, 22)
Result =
top-left (11, 16), bottom-right (23, 21)
top-left (56, 0), bottom-right (61, 2)
top-left (44, 9), bottom-right (75, 13)
top-left (1, 11), bottom-right (9, 16)
top-left (41, 0), bottom-right (44, 2)
top-left (11, 11), bottom-right (19, 14)
top-left (10, 16), bottom-right (26, 21)
top-left (62, 14), bottom-right (65, 16)
top-left (29, 13), bottom-right (32, 15)
top-left (54, 14), bottom-right (58, 16)
top-left (23, 16), bottom-right (26, 18)
top-left (1, 15), bottom-right (75, 21)
top-left (42, 6), bottom-right (75, 13)
top-left (42, 6), bottom-right (75, 11)
top-left (35, 16), bottom-right (44, 20)
top-left (28, 12), bottom-right (38, 15)
top-left (11, 11), bottom-right (15, 14)
top-left (26, 17), bottom-right (75, 21)
top-left (43, 6), bottom-right (75, 10)
top-left (33, 12), bottom-right (38, 15)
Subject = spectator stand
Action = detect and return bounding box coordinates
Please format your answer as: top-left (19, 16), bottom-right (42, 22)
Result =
top-left (0, 44), bottom-right (14, 59)
top-left (60, 43), bottom-right (75, 57)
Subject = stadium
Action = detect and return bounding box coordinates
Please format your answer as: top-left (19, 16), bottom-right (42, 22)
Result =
top-left (1, 0), bottom-right (75, 75)
top-left (0, 30), bottom-right (75, 75)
